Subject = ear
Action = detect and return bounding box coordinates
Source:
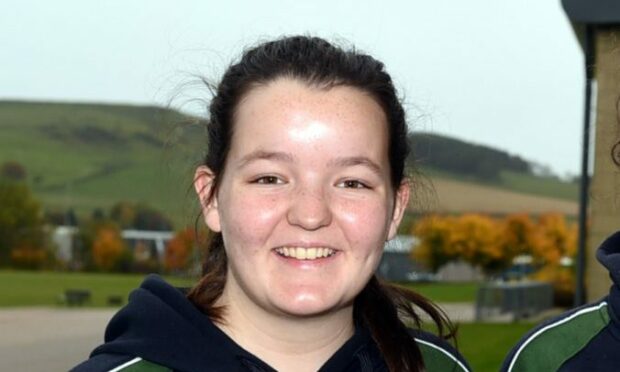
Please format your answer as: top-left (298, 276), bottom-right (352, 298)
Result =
top-left (194, 166), bottom-right (221, 232)
top-left (387, 179), bottom-right (410, 240)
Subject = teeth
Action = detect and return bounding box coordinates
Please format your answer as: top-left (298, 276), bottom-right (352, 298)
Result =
top-left (275, 247), bottom-right (335, 260)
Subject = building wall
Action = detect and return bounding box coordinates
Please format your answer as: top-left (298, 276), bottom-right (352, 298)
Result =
top-left (587, 28), bottom-right (620, 301)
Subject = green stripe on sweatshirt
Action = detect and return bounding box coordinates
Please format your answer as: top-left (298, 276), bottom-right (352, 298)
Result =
top-left (112, 358), bottom-right (171, 372)
top-left (508, 302), bottom-right (610, 372)
top-left (416, 338), bottom-right (470, 372)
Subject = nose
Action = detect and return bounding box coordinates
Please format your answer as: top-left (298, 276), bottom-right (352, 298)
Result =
top-left (286, 186), bottom-right (332, 230)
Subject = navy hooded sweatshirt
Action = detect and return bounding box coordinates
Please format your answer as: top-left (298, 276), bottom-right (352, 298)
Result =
top-left (72, 275), bottom-right (470, 372)
top-left (501, 230), bottom-right (620, 372)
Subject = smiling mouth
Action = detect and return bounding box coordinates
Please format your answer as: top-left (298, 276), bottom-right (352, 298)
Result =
top-left (274, 247), bottom-right (336, 260)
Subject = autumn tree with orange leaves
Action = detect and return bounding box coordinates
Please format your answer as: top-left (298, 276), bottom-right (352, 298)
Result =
top-left (412, 215), bottom-right (458, 272)
top-left (92, 225), bottom-right (128, 271)
top-left (412, 212), bottom-right (577, 276)
top-left (450, 214), bottom-right (505, 274)
top-left (499, 213), bottom-right (536, 258)
top-left (165, 228), bottom-right (204, 273)
top-left (529, 213), bottom-right (577, 265)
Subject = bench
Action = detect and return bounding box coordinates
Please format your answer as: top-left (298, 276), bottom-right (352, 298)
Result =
top-left (107, 295), bottom-right (123, 306)
top-left (64, 289), bottom-right (92, 306)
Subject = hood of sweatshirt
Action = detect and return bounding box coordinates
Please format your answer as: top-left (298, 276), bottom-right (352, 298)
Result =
top-left (597, 230), bottom-right (620, 287)
top-left (89, 274), bottom-right (386, 372)
top-left (596, 230), bottom-right (620, 339)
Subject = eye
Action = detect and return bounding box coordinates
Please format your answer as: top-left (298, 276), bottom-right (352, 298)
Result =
top-left (338, 179), bottom-right (370, 189)
top-left (252, 175), bottom-right (284, 185)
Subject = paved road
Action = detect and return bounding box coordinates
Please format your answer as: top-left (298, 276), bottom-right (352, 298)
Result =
top-left (437, 302), bottom-right (475, 323)
top-left (0, 303), bottom-right (475, 371)
top-left (0, 308), bottom-right (115, 371)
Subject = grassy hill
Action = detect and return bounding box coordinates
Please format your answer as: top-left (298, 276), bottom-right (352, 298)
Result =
top-left (419, 167), bottom-right (578, 203)
top-left (0, 101), bottom-right (204, 227)
top-left (411, 132), bottom-right (579, 202)
top-left (420, 177), bottom-right (577, 216)
top-left (0, 100), bottom-right (579, 228)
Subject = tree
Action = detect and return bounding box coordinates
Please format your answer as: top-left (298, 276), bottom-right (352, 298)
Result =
top-left (412, 212), bottom-right (578, 277)
top-left (450, 214), bottom-right (505, 274)
top-left (530, 213), bottom-right (577, 265)
top-left (412, 215), bottom-right (459, 272)
top-left (109, 201), bottom-right (137, 229)
top-left (91, 225), bottom-right (128, 271)
top-left (10, 241), bottom-right (49, 269)
top-left (0, 181), bottom-right (44, 266)
top-left (499, 213), bottom-right (536, 259)
top-left (133, 204), bottom-right (173, 231)
top-left (165, 227), bottom-right (204, 272)
top-left (109, 201), bottom-right (173, 231)
top-left (1, 161), bottom-right (27, 181)
top-left (44, 208), bottom-right (78, 226)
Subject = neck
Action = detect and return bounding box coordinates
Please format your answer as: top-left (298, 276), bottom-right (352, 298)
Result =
top-left (215, 283), bottom-right (355, 372)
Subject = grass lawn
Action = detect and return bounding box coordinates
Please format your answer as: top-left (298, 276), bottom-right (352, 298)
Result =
top-left (457, 322), bottom-right (535, 372)
top-left (398, 281), bottom-right (480, 303)
top-left (1, 270), bottom-right (480, 307)
top-left (0, 270), bottom-right (196, 307)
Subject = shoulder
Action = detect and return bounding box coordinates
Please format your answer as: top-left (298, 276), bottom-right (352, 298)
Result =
top-left (501, 299), bottom-right (611, 372)
top-left (409, 329), bottom-right (471, 372)
top-left (71, 354), bottom-right (172, 372)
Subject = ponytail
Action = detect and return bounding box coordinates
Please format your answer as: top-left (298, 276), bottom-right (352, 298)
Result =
top-left (187, 232), bottom-right (227, 322)
top-left (355, 275), bottom-right (456, 372)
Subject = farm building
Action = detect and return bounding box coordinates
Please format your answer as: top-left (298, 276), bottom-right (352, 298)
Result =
top-left (51, 226), bottom-right (173, 264)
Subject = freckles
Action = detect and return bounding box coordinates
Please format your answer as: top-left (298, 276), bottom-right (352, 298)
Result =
top-left (226, 196), bottom-right (282, 249)
top-left (338, 201), bottom-right (391, 258)
top-left (232, 196), bottom-right (280, 222)
top-left (339, 202), bottom-right (387, 227)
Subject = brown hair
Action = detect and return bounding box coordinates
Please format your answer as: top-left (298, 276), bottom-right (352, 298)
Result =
top-left (187, 35), bottom-right (455, 372)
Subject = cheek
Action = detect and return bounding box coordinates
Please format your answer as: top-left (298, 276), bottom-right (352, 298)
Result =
top-left (221, 194), bottom-right (282, 247)
top-left (337, 199), bottom-right (392, 250)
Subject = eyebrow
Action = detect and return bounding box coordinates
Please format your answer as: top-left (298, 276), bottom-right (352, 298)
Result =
top-left (236, 150), bottom-right (295, 168)
top-left (328, 156), bottom-right (384, 177)
top-left (236, 150), bottom-right (384, 177)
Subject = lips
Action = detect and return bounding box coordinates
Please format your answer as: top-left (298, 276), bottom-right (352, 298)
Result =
top-left (274, 247), bottom-right (336, 260)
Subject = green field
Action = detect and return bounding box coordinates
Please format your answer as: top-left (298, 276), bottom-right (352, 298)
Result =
top-left (458, 322), bottom-right (534, 372)
top-left (0, 101), bottom-right (202, 227)
top-left (0, 271), bottom-right (480, 307)
top-left (0, 270), bottom-right (196, 307)
top-left (400, 281), bottom-right (479, 303)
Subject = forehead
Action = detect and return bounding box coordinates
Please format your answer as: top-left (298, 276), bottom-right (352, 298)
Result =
top-left (231, 78), bottom-right (388, 142)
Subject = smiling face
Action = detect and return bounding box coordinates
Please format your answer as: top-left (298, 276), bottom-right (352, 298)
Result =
top-left (196, 78), bottom-right (409, 318)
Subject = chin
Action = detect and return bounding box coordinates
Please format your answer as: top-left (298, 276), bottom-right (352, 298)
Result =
top-left (270, 292), bottom-right (350, 318)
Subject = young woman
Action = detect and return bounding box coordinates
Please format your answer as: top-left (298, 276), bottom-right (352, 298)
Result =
top-left (73, 36), bottom-right (470, 372)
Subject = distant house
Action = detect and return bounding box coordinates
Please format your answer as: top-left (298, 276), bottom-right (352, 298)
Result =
top-left (51, 226), bottom-right (79, 262)
top-left (121, 229), bottom-right (173, 262)
top-left (51, 226), bottom-right (174, 264)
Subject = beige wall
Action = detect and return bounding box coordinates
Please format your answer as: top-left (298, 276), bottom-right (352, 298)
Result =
top-left (587, 28), bottom-right (620, 301)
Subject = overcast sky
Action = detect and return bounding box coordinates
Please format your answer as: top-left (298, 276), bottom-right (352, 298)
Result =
top-left (1, 0), bottom-right (585, 176)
